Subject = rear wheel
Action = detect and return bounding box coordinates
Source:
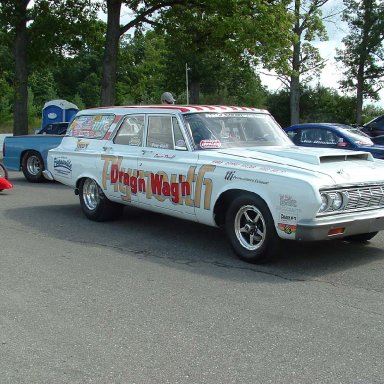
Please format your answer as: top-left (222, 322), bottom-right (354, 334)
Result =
top-left (79, 178), bottom-right (123, 221)
top-left (343, 232), bottom-right (378, 242)
top-left (22, 151), bottom-right (45, 182)
top-left (225, 193), bottom-right (281, 263)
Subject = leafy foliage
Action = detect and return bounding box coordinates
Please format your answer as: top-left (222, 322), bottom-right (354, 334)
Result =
top-left (336, 0), bottom-right (384, 98)
top-left (0, 0), bottom-right (382, 133)
top-left (335, 0), bottom-right (384, 123)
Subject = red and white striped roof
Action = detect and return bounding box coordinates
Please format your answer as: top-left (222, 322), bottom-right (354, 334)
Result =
top-left (85, 105), bottom-right (268, 114)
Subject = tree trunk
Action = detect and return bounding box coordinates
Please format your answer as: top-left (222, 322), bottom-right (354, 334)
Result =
top-left (101, 0), bottom-right (122, 107)
top-left (13, 0), bottom-right (29, 136)
top-left (290, 75), bottom-right (300, 125)
top-left (189, 80), bottom-right (200, 104)
top-left (355, 63), bottom-right (364, 125)
top-left (290, 0), bottom-right (301, 125)
top-left (355, 0), bottom-right (372, 126)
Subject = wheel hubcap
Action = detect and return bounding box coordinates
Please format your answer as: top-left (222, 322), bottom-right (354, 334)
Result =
top-left (234, 205), bottom-right (266, 250)
top-left (83, 179), bottom-right (100, 210)
top-left (27, 156), bottom-right (41, 176)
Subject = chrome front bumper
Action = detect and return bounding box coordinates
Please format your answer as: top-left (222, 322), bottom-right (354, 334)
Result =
top-left (295, 209), bottom-right (384, 241)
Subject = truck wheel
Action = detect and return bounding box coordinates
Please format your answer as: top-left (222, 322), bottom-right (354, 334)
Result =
top-left (343, 232), bottom-right (378, 242)
top-left (225, 193), bottom-right (281, 263)
top-left (22, 151), bottom-right (45, 183)
top-left (79, 178), bottom-right (123, 222)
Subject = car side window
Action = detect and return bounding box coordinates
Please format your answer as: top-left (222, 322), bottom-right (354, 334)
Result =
top-left (147, 115), bottom-right (175, 149)
top-left (114, 115), bottom-right (144, 146)
top-left (323, 130), bottom-right (338, 146)
top-left (173, 117), bottom-right (187, 148)
top-left (298, 128), bottom-right (339, 146)
top-left (300, 129), bottom-right (322, 144)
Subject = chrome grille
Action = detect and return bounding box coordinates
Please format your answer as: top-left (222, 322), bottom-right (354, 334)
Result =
top-left (319, 184), bottom-right (384, 216)
top-left (344, 186), bottom-right (384, 211)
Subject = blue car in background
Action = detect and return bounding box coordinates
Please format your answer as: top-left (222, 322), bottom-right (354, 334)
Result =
top-left (284, 123), bottom-right (384, 159)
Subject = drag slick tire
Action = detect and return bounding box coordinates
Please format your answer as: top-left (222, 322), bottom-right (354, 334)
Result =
top-left (225, 193), bottom-right (281, 264)
top-left (79, 178), bottom-right (123, 221)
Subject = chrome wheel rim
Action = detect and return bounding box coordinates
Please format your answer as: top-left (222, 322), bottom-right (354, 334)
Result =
top-left (234, 205), bottom-right (266, 250)
top-left (83, 179), bottom-right (100, 211)
top-left (27, 155), bottom-right (41, 176)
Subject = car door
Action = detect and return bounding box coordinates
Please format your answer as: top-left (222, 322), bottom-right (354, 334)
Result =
top-left (101, 114), bottom-right (144, 205)
top-left (138, 113), bottom-right (198, 218)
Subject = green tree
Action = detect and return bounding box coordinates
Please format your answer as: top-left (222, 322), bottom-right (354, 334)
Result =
top-left (0, 0), bottom-right (98, 135)
top-left (158, 0), bottom-right (291, 104)
top-left (272, 0), bottom-right (329, 125)
top-left (29, 69), bottom-right (58, 108)
top-left (335, 0), bottom-right (384, 125)
top-left (117, 31), bottom-right (168, 104)
top-left (99, 0), bottom-right (205, 106)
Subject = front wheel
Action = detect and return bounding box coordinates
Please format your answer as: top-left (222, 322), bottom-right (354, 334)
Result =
top-left (225, 193), bottom-right (281, 263)
top-left (343, 232), bottom-right (378, 243)
top-left (79, 178), bottom-right (123, 222)
top-left (22, 151), bottom-right (45, 182)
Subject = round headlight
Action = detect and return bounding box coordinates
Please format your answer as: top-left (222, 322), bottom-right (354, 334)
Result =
top-left (319, 193), bottom-right (329, 212)
top-left (332, 192), bottom-right (343, 210)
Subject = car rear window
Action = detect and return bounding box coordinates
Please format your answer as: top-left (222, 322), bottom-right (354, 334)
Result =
top-left (66, 114), bottom-right (115, 138)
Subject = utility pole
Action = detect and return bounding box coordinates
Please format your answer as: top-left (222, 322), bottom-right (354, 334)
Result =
top-left (185, 63), bottom-right (190, 104)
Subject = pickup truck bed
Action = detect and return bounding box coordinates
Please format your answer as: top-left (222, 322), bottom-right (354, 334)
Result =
top-left (3, 135), bottom-right (64, 182)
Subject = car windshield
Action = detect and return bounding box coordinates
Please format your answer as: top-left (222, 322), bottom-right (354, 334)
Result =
top-left (183, 112), bottom-right (292, 149)
top-left (343, 128), bottom-right (374, 146)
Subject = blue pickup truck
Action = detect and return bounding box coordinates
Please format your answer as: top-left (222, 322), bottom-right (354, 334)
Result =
top-left (2, 99), bottom-right (78, 182)
top-left (3, 133), bottom-right (65, 182)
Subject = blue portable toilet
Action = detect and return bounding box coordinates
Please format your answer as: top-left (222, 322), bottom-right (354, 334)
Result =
top-left (41, 99), bottom-right (79, 128)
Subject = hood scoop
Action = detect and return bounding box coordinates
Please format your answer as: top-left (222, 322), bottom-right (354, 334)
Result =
top-left (219, 147), bottom-right (374, 166)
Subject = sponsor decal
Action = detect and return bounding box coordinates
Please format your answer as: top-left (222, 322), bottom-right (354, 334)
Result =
top-left (211, 161), bottom-right (286, 174)
top-left (258, 166), bottom-right (286, 174)
top-left (200, 139), bottom-right (222, 149)
top-left (224, 170), bottom-right (269, 184)
top-left (53, 156), bottom-right (72, 178)
top-left (280, 194), bottom-right (297, 207)
top-left (154, 153), bottom-right (176, 159)
top-left (205, 113), bottom-right (260, 118)
top-left (75, 139), bottom-right (90, 151)
top-left (280, 213), bottom-right (297, 222)
top-left (225, 171), bottom-right (236, 181)
top-left (278, 223), bottom-right (297, 234)
top-left (101, 155), bottom-right (216, 209)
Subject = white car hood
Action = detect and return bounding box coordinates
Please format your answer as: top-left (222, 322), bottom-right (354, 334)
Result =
top-left (217, 146), bottom-right (381, 184)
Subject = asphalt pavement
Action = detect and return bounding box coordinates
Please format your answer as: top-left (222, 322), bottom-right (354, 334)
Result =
top-left (1, 172), bottom-right (384, 384)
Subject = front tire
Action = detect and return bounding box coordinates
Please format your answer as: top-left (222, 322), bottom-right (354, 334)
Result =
top-left (79, 178), bottom-right (123, 221)
top-left (22, 151), bottom-right (45, 182)
top-left (225, 193), bottom-right (281, 263)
